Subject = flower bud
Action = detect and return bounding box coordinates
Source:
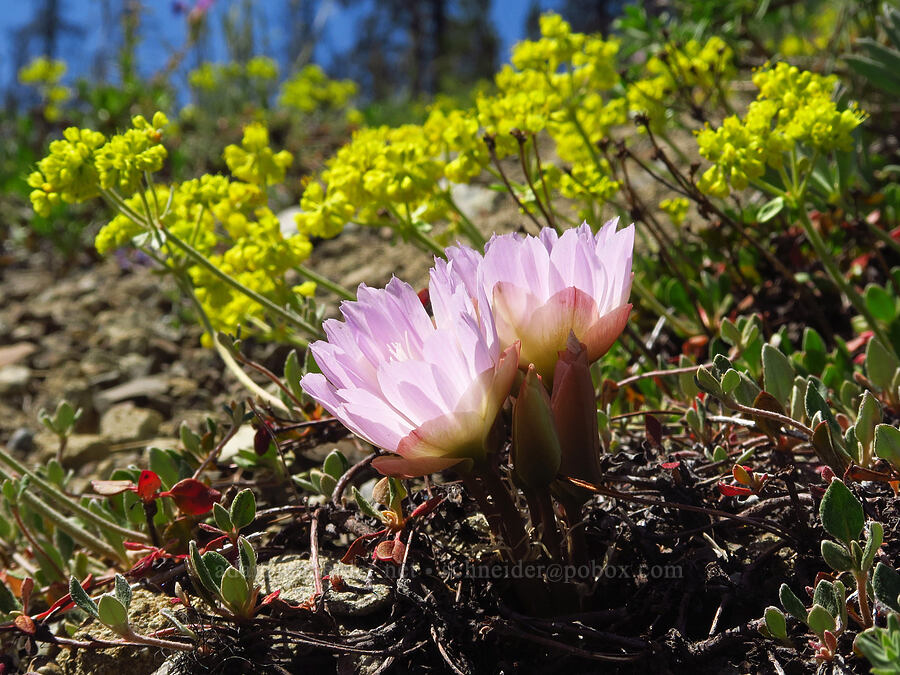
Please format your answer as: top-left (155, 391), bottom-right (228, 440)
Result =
top-left (512, 365), bottom-right (562, 489)
top-left (551, 334), bottom-right (602, 487)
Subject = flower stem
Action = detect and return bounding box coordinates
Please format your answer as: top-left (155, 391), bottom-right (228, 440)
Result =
top-left (0, 446), bottom-right (149, 544)
top-left (856, 571), bottom-right (873, 628)
top-left (162, 229), bottom-right (323, 337)
top-left (296, 264), bottom-right (355, 300)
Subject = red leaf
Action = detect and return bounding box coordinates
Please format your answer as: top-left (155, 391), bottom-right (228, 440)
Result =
top-left (91, 479), bottom-right (134, 496)
top-left (159, 478), bottom-right (220, 515)
top-left (340, 535), bottom-right (373, 564)
top-left (137, 470), bottom-right (162, 502)
top-left (717, 482), bottom-right (752, 497)
top-left (14, 614), bottom-right (35, 635)
top-left (409, 496), bottom-right (444, 521)
top-left (259, 589), bottom-right (281, 606)
top-left (660, 461), bottom-right (681, 470)
top-left (374, 538), bottom-right (405, 564)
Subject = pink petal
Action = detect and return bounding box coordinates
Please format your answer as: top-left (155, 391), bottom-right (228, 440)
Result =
top-left (581, 303), bottom-right (632, 362)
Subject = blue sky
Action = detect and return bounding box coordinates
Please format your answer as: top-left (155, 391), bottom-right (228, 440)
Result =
top-left (1, 0), bottom-right (556, 98)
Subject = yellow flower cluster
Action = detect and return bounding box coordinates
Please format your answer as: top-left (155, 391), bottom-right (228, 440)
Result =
top-left (296, 13), bottom-right (628, 241)
top-left (223, 122), bottom-right (293, 186)
top-left (278, 64), bottom-right (358, 116)
top-left (659, 197), bottom-right (690, 225)
top-left (297, 123), bottom-right (446, 238)
top-left (18, 56), bottom-right (70, 121)
top-left (188, 56), bottom-right (279, 91)
top-left (696, 63), bottom-right (864, 197)
top-left (95, 113), bottom-right (169, 193)
top-left (28, 113), bottom-right (168, 217)
top-left (628, 37), bottom-right (735, 132)
top-left (27, 127), bottom-right (106, 216)
top-left (31, 115), bottom-right (314, 339)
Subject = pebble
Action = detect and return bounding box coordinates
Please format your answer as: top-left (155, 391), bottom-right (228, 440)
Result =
top-left (100, 403), bottom-right (164, 442)
top-left (0, 365), bottom-right (31, 395)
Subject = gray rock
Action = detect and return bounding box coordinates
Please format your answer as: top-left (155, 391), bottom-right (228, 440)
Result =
top-left (277, 206), bottom-right (303, 238)
top-left (118, 353), bottom-right (153, 379)
top-left (0, 365), bottom-right (31, 395)
top-left (258, 554), bottom-right (392, 617)
top-left (62, 434), bottom-right (109, 466)
top-left (8, 427), bottom-right (34, 453)
top-left (94, 376), bottom-right (169, 412)
top-left (100, 403), bottom-right (164, 442)
top-left (449, 182), bottom-right (498, 221)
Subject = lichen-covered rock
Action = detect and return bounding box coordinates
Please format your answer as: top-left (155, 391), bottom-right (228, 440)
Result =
top-left (257, 553), bottom-right (392, 617)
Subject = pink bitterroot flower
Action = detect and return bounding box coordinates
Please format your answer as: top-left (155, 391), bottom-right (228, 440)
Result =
top-left (300, 263), bottom-right (519, 478)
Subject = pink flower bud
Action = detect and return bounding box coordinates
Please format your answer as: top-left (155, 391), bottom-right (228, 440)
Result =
top-left (551, 334), bottom-right (602, 487)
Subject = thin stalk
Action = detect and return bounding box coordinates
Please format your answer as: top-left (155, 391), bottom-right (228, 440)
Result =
top-left (387, 204), bottom-right (445, 257)
top-left (3, 475), bottom-right (128, 562)
top-left (865, 218), bottom-right (900, 258)
top-left (856, 571), bottom-right (873, 628)
top-left (10, 506), bottom-right (66, 580)
top-left (515, 135), bottom-right (555, 230)
top-left (0, 447), bottom-right (149, 544)
top-left (530, 132), bottom-right (559, 233)
top-left (484, 137), bottom-right (544, 234)
top-left (442, 193), bottom-right (486, 247)
top-left (162, 229), bottom-right (322, 337)
top-left (173, 274), bottom-right (290, 411)
top-left (477, 467), bottom-right (530, 560)
top-left (630, 277), bottom-right (699, 336)
top-left (296, 264), bottom-right (355, 300)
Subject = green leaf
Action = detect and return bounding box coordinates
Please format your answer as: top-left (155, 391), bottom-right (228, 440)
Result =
top-left (213, 503), bottom-right (233, 532)
top-left (720, 318), bottom-right (741, 346)
top-left (188, 541), bottom-right (218, 595)
top-left (866, 338), bottom-right (900, 392)
top-left (802, 328), bottom-right (827, 376)
top-left (845, 54), bottom-right (900, 95)
top-left (97, 594), bottom-right (129, 634)
top-left (68, 576), bottom-right (98, 618)
top-left (229, 489), bottom-right (256, 531)
top-left (864, 522), bottom-right (885, 572)
top-left (813, 580), bottom-right (840, 619)
top-left (694, 366), bottom-right (722, 397)
top-left (757, 196), bottom-right (785, 223)
top-left (764, 606), bottom-right (787, 641)
top-left (353, 487), bottom-right (384, 521)
top-left (219, 567), bottom-right (250, 614)
top-left (113, 574), bottom-right (132, 609)
top-left (322, 449), bottom-right (348, 481)
top-left (806, 604), bottom-right (836, 637)
top-left (857, 393), bottom-right (883, 459)
top-left (875, 424), bottom-right (900, 468)
top-left (779, 583), bottom-right (807, 622)
top-left (762, 344), bottom-right (794, 404)
top-left (866, 284), bottom-right (897, 323)
top-left (820, 479), bottom-right (864, 547)
top-left (318, 473), bottom-right (337, 497)
top-left (180, 422), bottom-right (201, 457)
top-left (821, 539), bottom-right (854, 572)
top-left (148, 447), bottom-right (179, 489)
top-left (237, 536), bottom-right (256, 586)
top-left (160, 609), bottom-right (197, 640)
top-left (873, 562), bottom-right (900, 612)
top-left (805, 378), bottom-right (839, 437)
top-left (721, 369), bottom-right (740, 395)
top-left (201, 551), bottom-right (231, 591)
top-left (812, 421), bottom-right (850, 475)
